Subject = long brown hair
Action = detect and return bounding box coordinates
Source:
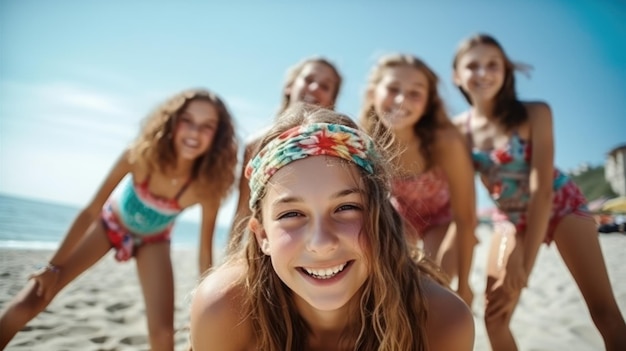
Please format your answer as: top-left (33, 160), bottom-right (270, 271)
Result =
top-left (231, 103), bottom-right (445, 350)
top-left (128, 88), bottom-right (238, 201)
top-left (360, 54), bottom-right (452, 171)
top-left (452, 33), bottom-right (531, 131)
top-left (278, 57), bottom-right (343, 116)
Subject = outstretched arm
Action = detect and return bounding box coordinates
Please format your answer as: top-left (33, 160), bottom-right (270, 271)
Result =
top-left (520, 102), bottom-right (554, 280)
top-left (48, 150), bottom-right (132, 267)
top-left (436, 129), bottom-right (477, 306)
top-left (227, 140), bottom-right (257, 253)
top-left (199, 196), bottom-right (220, 274)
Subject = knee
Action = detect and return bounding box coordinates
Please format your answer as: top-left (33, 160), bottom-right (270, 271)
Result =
top-left (587, 303), bottom-right (624, 330)
top-left (147, 323), bottom-right (174, 346)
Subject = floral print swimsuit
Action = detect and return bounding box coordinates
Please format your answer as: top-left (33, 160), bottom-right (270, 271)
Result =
top-left (468, 115), bottom-right (591, 244)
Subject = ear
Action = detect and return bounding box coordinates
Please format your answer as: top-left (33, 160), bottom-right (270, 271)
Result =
top-left (249, 217), bottom-right (270, 255)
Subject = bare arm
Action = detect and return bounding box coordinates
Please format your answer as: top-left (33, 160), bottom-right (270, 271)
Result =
top-left (190, 264), bottom-right (252, 351)
top-left (521, 102), bottom-right (554, 275)
top-left (227, 140), bottom-right (257, 252)
top-left (435, 129), bottom-right (477, 299)
top-left (49, 150), bottom-right (133, 267)
top-left (198, 196), bottom-right (220, 274)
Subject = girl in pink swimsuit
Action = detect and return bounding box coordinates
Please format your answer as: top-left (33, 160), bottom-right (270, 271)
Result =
top-left (453, 33), bottom-right (626, 351)
top-left (360, 53), bottom-right (478, 307)
top-left (0, 88), bottom-right (239, 351)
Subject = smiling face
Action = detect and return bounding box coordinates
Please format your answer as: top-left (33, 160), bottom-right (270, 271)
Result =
top-left (370, 65), bottom-right (429, 132)
top-left (173, 99), bottom-right (219, 160)
top-left (453, 43), bottom-right (506, 104)
top-left (286, 62), bottom-right (340, 109)
top-left (251, 156), bottom-right (370, 312)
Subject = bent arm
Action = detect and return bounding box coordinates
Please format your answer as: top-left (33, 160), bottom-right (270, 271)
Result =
top-left (49, 150), bottom-right (133, 267)
top-left (522, 103), bottom-right (554, 275)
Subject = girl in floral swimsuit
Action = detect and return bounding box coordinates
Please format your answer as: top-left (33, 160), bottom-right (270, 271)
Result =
top-left (453, 33), bottom-right (626, 351)
top-left (0, 88), bottom-right (239, 351)
top-left (360, 53), bottom-right (478, 307)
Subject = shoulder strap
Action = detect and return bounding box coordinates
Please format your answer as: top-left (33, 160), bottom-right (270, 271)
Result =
top-left (174, 178), bottom-right (194, 200)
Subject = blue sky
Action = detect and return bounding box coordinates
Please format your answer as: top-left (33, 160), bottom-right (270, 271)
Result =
top-left (1, 0), bottom-right (625, 226)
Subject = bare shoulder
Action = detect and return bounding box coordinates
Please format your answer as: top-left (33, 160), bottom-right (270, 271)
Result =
top-left (451, 111), bottom-right (470, 133)
top-left (434, 126), bottom-right (469, 157)
top-left (190, 263), bottom-right (253, 350)
top-left (422, 277), bottom-right (475, 351)
top-left (523, 101), bottom-right (552, 125)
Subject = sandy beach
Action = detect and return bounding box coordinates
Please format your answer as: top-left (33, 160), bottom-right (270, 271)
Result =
top-left (1, 225), bottom-right (625, 351)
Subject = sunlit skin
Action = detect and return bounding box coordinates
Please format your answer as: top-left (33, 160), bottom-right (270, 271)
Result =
top-left (371, 65), bottom-right (429, 141)
top-left (251, 156), bottom-right (370, 323)
top-left (173, 100), bottom-right (219, 161)
top-left (454, 44), bottom-right (506, 106)
top-left (286, 62), bottom-right (339, 109)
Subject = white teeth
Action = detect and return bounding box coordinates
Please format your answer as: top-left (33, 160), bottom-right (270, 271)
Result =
top-left (183, 138), bottom-right (199, 147)
top-left (302, 95), bottom-right (318, 104)
top-left (304, 263), bottom-right (347, 279)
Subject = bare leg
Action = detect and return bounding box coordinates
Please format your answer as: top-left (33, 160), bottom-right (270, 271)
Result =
top-left (0, 222), bottom-right (111, 349)
top-left (135, 241), bottom-right (175, 351)
top-left (435, 222), bottom-right (459, 279)
top-left (484, 224), bottom-right (521, 351)
top-left (553, 215), bottom-right (626, 351)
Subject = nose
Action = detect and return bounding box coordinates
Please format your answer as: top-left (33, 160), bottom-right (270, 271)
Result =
top-left (307, 81), bottom-right (320, 92)
top-left (305, 218), bottom-right (338, 255)
top-left (476, 66), bottom-right (487, 77)
top-left (394, 93), bottom-right (405, 105)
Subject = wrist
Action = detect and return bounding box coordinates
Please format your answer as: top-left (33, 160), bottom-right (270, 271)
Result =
top-left (46, 263), bottom-right (61, 273)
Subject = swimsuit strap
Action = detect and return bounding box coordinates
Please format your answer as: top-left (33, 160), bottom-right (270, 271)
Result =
top-left (174, 177), bottom-right (193, 200)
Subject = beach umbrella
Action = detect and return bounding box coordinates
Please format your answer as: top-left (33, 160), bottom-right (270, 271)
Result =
top-left (587, 197), bottom-right (609, 212)
top-left (601, 196), bottom-right (626, 213)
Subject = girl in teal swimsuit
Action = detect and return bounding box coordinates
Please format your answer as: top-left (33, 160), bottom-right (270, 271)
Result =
top-left (0, 88), bottom-right (238, 351)
top-left (452, 33), bottom-right (626, 351)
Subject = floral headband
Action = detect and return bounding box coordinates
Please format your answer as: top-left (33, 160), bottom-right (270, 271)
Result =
top-left (245, 123), bottom-right (377, 208)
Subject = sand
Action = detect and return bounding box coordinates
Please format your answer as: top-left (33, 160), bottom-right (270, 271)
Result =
top-left (1, 226), bottom-right (625, 350)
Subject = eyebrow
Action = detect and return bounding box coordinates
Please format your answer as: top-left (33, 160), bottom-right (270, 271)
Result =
top-left (271, 187), bottom-right (364, 206)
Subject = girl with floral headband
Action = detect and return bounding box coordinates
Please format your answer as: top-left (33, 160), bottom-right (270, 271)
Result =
top-left (0, 88), bottom-right (238, 351)
top-left (189, 103), bottom-right (474, 351)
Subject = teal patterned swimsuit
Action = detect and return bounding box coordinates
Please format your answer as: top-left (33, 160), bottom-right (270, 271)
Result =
top-left (467, 113), bottom-right (590, 243)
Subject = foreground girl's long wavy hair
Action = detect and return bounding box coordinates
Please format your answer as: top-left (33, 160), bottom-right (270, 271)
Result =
top-left (360, 54), bottom-right (453, 171)
top-left (128, 88), bottom-right (238, 201)
top-left (234, 103), bottom-right (443, 350)
top-left (278, 57), bottom-right (343, 116)
top-left (452, 33), bottom-right (531, 131)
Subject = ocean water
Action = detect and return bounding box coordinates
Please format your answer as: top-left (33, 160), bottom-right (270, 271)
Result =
top-left (0, 194), bottom-right (229, 251)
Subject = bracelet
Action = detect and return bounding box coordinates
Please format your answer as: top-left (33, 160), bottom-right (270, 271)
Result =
top-left (46, 263), bottom-right (61, 273)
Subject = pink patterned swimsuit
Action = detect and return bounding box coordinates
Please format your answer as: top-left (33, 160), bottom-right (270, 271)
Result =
top-left (391, 167), bottom-right (453, 237)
